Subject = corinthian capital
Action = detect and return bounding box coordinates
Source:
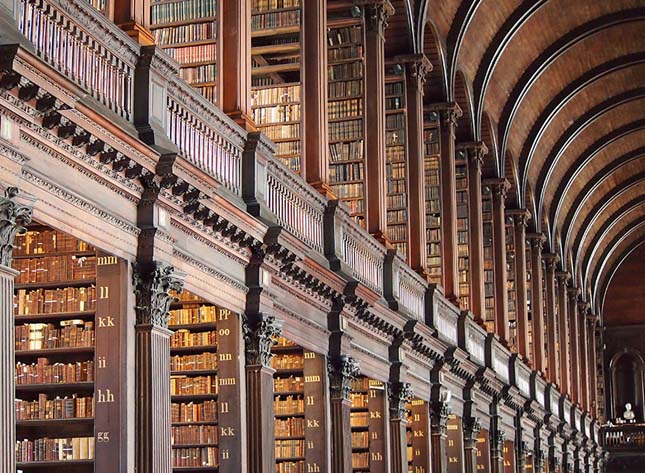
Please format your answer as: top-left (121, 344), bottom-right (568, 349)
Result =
top-left (133, 261), bottom-right (185, 327)
top-left (388, 381), bottom-right (413, 419)
top-left (361, 0), bottom-right (394, 34)
top-left (328, 355), bottom-right (361, 400)
top-left (395, 54), bottom-right (432, 91)
top-left (0, 187), bottom-right (33, 267)
top-left (242, 313), bottom-right (283, 368)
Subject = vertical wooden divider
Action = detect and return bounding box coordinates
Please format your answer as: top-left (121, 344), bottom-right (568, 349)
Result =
top-left (216, 308), bottom-right (243, 471)
top-left (368, 380), bottom-right (388, 472)
top-left (477, 429), bottom-right (491, 473)
top-left (502, 440), bottom-right (516, 473)
top-left (409, 399), bottom-right (432, 472)
top-left (446, 414), bottom-right (465, 473)
top-left (95, 252), bottom-right (127, 472)
top-left (304, 350), bottom-right (329, 472)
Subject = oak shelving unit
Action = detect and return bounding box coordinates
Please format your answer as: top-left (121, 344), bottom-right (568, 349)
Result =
top-left (424, 123), bottom-right (441, 285)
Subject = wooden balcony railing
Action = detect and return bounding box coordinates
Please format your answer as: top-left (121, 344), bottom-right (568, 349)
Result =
top-left (166, 80), bottom-right (244, 196)
top-left (17, 0), bottom-right (136, 119)
top-left (602, 424), bottom-right (645, 450)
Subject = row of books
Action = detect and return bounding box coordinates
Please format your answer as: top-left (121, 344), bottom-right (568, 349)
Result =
top-left (276, 141), bottom-right (301, 156)
top-left (170, 330), bottom-right (217, 348)
top-left (170, 353), bottom-right (217, 372)
top-left (260, 123), bottom-right (300, 140)
top-left (180, 64), bottom-right (217, 85)
top-left (275, 439), bottom-right (304, 458)
top-left (277, 461), bottom-right (305, 473)
top-left (252, 85), bottom-right (300, 106)
top-left (352, 451), bottom-right (369, 468)
top-left (331, 182), bottom-right (363, 199)
top-left (387, 161), bottom-right (406, 179)
top-left (154, 21), bottom-right (217, 45)
top-left (328, 98), bottom-right (362, 119)
top-left (328, 45), bottom-right (363, 61)
top-left (329, 162), bottom-right (363, 183)
top-left (328, 26), bottom-right (362, 46)
top-left (275, 416), bottom-right (304, 437)
top-left (14, 287), bottom-right (97, 315)
top-left (387, 209), bottom-right (408, 224)
top-left (170, 375), bottom-right (218, 396)
top-left (388, 225), bottom-right (407, 243)
top-left (329, 119), bottom-right (363, 141)
top-left (352, 431), bottom-right (369, 448)
top-left (386, 146), bottom-right (406, 162)
top-left (16, 322), bottom-right (94, 351)
top-left (16, 359), bottom-right (94, 385)
top-left (14, 231), bottom-right (92, 256)
top-left (172, 446), bottom-right (217, 467)
top-left (171, 400), bottom-right (218, 423)
top-left (274, 396), bottom-right (304, 415)
top-left (386, 113), bottom-right (405, 129)
top-left (251, 0), bottom-right (299, 11)
top-left (14, 256), bottom-right (96, 284)
top-left (169, 305), bottom-right (217, 326)
top-left (328, 62), bottom-right (363, 81)
top-left (387, 193), bottom-right (407, 209)
top-left (195, 84), bottom-right (217, 102)
top-left (150, 0), bottom-right (217, 25)
top-left (274, 376), bottom-right (304, 393)
top-left (251, 10), bottom-right (300, 29)
top-left (16, 437), bottom-right (94, 462)
top-left (385, 82), bottom-right (404, 96)
top-left (349, 392), bottom-right (368, 408)
top-left (329, 141), bottom-right (363, 162)
top-left (329, 79), bottom-right (362, 99)
top-left (172, 424), bottom-right (218, 445)
top-left (350, 411), bottom-right (369, 427)
top-left (252, 104), bottom-right (301, 125)
top-left (15, 394), bottom-right (94, 420)
top-left (341, 198), bottom-right (365, 215)
top-left (165, 44), bottom-right (217, 65)
top-left (271, 354), bottom-right (304, 370)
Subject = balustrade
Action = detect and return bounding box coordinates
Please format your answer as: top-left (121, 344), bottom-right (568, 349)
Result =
top-left (602, 424), bottom-right (645, 450)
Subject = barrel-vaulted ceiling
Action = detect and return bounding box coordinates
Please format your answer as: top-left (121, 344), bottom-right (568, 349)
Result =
top-left (380, 0), bottom-right (645, 318)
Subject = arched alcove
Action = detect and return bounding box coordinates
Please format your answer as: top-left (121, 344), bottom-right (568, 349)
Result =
top-left (610, 349), bottom-right (645, 422)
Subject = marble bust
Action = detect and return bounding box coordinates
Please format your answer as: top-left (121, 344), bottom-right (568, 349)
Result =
top-left (623, 403), bottom-right (635, 421)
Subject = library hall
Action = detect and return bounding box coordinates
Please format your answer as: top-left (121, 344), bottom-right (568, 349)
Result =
top-left (1, 0), bottom-right (645, 471)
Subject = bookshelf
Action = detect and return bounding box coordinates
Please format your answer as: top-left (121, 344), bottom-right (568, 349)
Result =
top-left (406, 398), bottom-right (431, 473)
top-left (350, 377), bottom-right (387, 472)
top-left (151, 0), bottom-right (220, 103)
top-left (526, 245), bottom-right (533, 361)
top-left (251, 0), bottom-right (303, 173)
top-left (506, 221), bottom-right (517, 352)
top-left (455, 156), bottom-right (470, 310)
top-left (424, 124), bottom-right (441, 284)
top-left (327, 14), bottom-right (367, 226)
top-left (482, 194), bottom-right (495, 333)
top-left (168, 291), bottom-right (241, 470)
top-left (271, 337), bottom-right (326, 473)
top-left (12, 225), bottom-right (126, 471)
top-left (385, 71), bottom-right (409, 257)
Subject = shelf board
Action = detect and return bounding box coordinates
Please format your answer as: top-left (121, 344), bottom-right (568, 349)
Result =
top-left (15, 280), bottom-right (95, 290)
top-left (172, 442), bottom-right (218, 449)
top-left (169, 322), bottom-right (217, 331)
top-left (251, 25), bottom-right (300, 38)
top-left (170, 345), bottom-right (217, 355)
top-left (150, 16), bottom-right (217, 30)
top-left (271, 345), bottom-right (302, 354)
top-left (171, 394), bottom-right (218, 401)
top-left (172, 467), bottom-right (218, 472)
top-left (16, 382), bottom-right (94, 393)
top-left (252, 42), bottom-right (301, 56)
top-left (274, 412), bottom-right (305, 419)
top-left (251, 5), bottom-right (300, 15)
top-left (252, 63), bottom-right (301, 76)
top-left (276, 456), bottom-right (306, 462)
top-left (272, 367), bottom-right (304, 375)
top-left (275, 435), bottom-right (305, 440)
top-left (274, 390), bottom-right (304, 397)
top-left (15, 311), bottom-right (96, 323)
top-left (159, 39), bottom-right (217, 49)
top-left (17, 418), bottom-right (93, 428)
top-left (13, 251), bottom-right (95, 260)
top-left (172, 420), bottom-right (218, 426)
top-left (16, 346), bottom-right (95, 358)
top-left (171, 369), bottom-right (218, 376)
top-left (17, 460), bottom-right (94, 468)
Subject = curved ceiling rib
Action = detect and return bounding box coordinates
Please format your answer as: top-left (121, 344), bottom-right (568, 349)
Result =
top-left (535, 88), bottom-right (645, 224)
top-left (472, 0), bottom-right (548, 134)
top-left (495, 9), bottom-right (645, 160)
top-left (518, 54), bottom-right (645, 203)
top-left (445, 0), bottom-right (484, 97)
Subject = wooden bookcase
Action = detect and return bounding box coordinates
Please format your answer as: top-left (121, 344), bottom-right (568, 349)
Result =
top-left (350, 377), bottom-right (387, 472)
top-left (327, 11), bottom-right (367, 226)
top-left (13, 225), bottom-right (126, 472)
top-left (385, 71), bottom-right (409, 257)
top-left (150, 0), bottom-right (220, 103)
top-left (506, 222), bottom-right (517, 352)
top-left (424, 124), bottom-right (441, 285)
top-left (525, 245), bottom-right (533, 360)
top-left (455, 156), bottom-right (470, 310)
top-left (482, 195), bottom-right (495, 333)
top-left (271, 337), bottom-right (326, 473)
top-left (251, 0), bottom-right (303, 173)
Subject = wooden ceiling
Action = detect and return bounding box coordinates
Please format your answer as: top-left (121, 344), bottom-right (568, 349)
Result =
top-left (382, 0), bottom-right (645, 318)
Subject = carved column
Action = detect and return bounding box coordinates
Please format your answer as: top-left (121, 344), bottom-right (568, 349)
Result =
top-left (578, 302), bottom-right (589, 410)
top-left (518, 440), bottom-right (529, 473)
top-left (363, 0), bottom-right (394, 243)
top-left (463, 416), bottom-right (482, 473)
top-left (462, 142), bottom-right (487, 320)
top-left (402, 54), bottom-right (432, 274)
top-left (328, 355), bottom-right (360, 473)
top-left (556, 271), bottom-right (571, 395)
top-left (568, 288), bottom-right (581, 404)
top-left (508, 209), bottom-right (530, 359)
top-left (542, 252), bottom-right (559, 384)
top-left (133, 262), bottom-right (185, 473)
top-left (430, 102), bottom-right (462, 302)
top-left (527, 234), bottom-right (546, 372)
top-left (0, 187), bottom-right (32, 473)
top-left (221, 0), bottom-right (253, 129)
top-left (389, 382), bottom-right (413, 473)
top-left (485, 178), bottom-right (510, 343)
top-left (490, 423), bottom-right (505, 473)
top-left (535, 448), bottom-right (546, 473)
top-left (587, 315), bottom-right (598, 416)
top-left (301, 0), bottom-right (331, 194)
top-left (430, 391), bottom-right (451, 473)
top-left (243, 313), bottom-right (282, 472)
